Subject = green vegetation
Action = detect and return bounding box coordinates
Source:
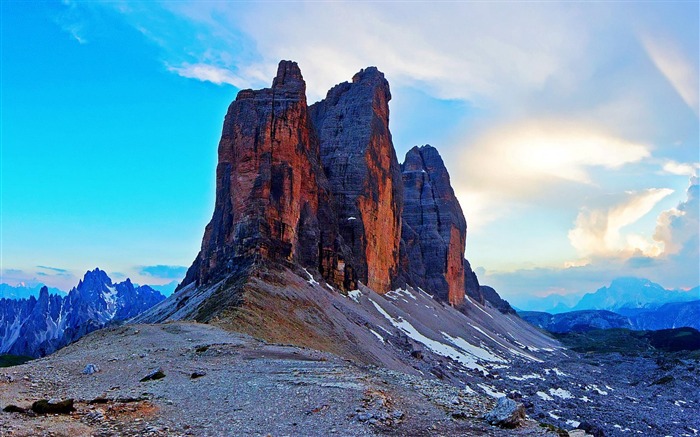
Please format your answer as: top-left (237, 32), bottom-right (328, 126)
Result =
top-left (0, 354), bottom-right (32, 367)
top-left (554, 327), bottom-right (700, 356)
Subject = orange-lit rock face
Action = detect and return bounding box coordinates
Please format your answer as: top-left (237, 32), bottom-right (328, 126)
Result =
top-left (446, 225), bottom-right (466, 306)
top-left (310, 68), bottom-right (403, 293)
top-left (185, 63), bottom-right (487, 301)
top-left (186, 61), bottom-right (329, 286)
top-left (399, 145), bottom-right (467, 305)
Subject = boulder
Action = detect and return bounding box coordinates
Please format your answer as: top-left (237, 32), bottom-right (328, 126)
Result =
top-left (483, 396), bottom-right (525, 428)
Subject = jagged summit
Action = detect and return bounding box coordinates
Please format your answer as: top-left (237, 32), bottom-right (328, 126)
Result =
top-left (310, 62), bottom-right (402, 293)
top-left (137, 60), bottom-right (548, 375)
top-left (175, 60), bottom-right (495, 307)
top-left (271, 60), bottom-right (304, 89)
top-left (1, 269), bottom-right (164, 357)
top-left (399, 144), bottom-right (467, 305)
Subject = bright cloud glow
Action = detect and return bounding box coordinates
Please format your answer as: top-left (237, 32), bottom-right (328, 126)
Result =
top-left (457, 121), bottom-right (650, 189)
top-left (568, 188), bottom-right (673, 258)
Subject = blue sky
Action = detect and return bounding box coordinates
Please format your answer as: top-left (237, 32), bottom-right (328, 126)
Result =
top-left (2, 1), bottom-right (698, 303)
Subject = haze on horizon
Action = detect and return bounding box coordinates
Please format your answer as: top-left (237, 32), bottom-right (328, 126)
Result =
top-left (2, 2), bottom-right (698, 305)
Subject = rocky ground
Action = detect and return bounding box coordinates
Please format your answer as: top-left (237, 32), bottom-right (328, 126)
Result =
top-left (492, 348), bottom-right (700, 436)
top-left (2, 321), bottom-right (698, 436)
top-left (0, 322), bottom-right (557, 437)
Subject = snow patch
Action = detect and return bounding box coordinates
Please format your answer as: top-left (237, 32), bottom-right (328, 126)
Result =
top-left (587, 384), bottom-right (608, 395)
top-left (369, 298), bottom-right (485, 370)
top-left (302, 268), bottom-right (318, 286)
top-left (549, 388), bottom-right (573, 399)
top-left (477, 383), bottom-right (506, 398)
top-left (506, 373), bottom-right (544, 381)
top-left (537, 391), bottom-right (554, 401)
top-left (369, 329), bottom-right (385, 343)
top-left (566, 420), bottom-right (580, 428)
top-left (467, 323), bottom-right (543, 363)
top-left (441, 332), bottom-right (507, 363)
top-left (544, 368), bottom-right (568, 377)
top-left (463, 384), bottom-right (476, 394)
top-left (348, 290), bottom-right (362, 303)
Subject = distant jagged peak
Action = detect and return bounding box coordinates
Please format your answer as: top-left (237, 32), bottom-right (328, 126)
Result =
top-left (77, 267), bottom-right (113, 290)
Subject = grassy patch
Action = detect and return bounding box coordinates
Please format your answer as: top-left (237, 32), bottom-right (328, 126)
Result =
top-left (0, 354), bottom-right (32, 367)
top-left (554, 327), bottom-right (700, 356)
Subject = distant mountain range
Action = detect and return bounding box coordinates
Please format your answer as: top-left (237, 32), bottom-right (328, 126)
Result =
top-left (0, 283), bottom-right (65, 300)
top-left (572, 278), bottom-right (698, 312)
top-left (516, 277), bottom-right (699, 314)
top-left (0, 268), bottom-right (164, 357)
top-left (146, 280), bottom-right (179, 297)
top-left (520, 300), bottom-right (700, 333)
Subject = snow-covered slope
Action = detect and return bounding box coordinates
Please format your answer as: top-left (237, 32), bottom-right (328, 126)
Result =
top-left (135, 263), bottom-right (561, 382)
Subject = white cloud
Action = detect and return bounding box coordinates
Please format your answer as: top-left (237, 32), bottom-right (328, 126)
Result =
top-left (455, 121), bottom-right (650, 188)
top-left (166, 63), bottom-right (247, 87)
top-left (662, 160), bottom-right (700, 177)
top-left (568, 188), bottom-right (673, 258)
top-left (449, 120), bottom-right (652, 231)
top-left (653, 176), bottom-right (699, 255)
top-left (641, 33), bottom-right (699, 115)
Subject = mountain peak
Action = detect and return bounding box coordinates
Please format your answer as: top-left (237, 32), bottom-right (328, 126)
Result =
top-left (80, 268), bottom-right (113, 288)
top-left (272, 60), bottom-right (305, 89)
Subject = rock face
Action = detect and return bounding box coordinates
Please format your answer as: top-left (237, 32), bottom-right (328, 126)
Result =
top-left (0, 269), bottom-right (164, 357)
top-left (182, 61), bottom-right (337, 288)
top-left (480, 286), bottom-right (516, 314)
top-left (463, 259), bottom-right (484, 305)
top-left (310, 68), bottom-right (403, 293)
top-left (399, 145), bottom-right (466, 305)
top-left (178, 60), bottom-right (497, 305)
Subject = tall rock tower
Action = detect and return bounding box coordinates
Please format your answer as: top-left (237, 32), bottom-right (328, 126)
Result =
top-left (181, 61), bottom-right (334, 287)
top-left (310, 68), bottom-right (403, 293)
top-left (399, 145), bottom-right (467, 305)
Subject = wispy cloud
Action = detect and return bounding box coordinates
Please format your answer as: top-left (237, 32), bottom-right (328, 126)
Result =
top-left (139, 265), bottom-right (187, 279)
top-left (56, 0), bottom-right (89, 44)
top-left (641, 33), bottom-right (699, 115)
top-left (37, 265), bottom-right (69, 273)
top-left (166, 63), bottom-right (245, 87)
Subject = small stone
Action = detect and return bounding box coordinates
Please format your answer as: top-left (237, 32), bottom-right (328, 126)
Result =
top-left (82, 364), bottom-right (100, 375)
top-left (140, 368), bottom-right (165, 382)
top-left (191, 371), bottom-right (207, 379)
top-left (85, 408), bottom-right (106, 422)
top-left (357, 412), bottom-right (373, 421)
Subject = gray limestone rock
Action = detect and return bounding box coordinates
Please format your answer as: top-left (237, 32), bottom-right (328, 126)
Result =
top-left (483, 396), bottom-right (526, 428)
